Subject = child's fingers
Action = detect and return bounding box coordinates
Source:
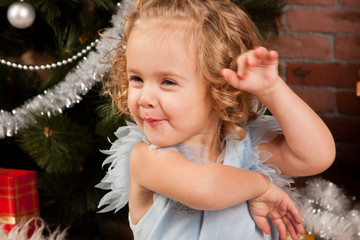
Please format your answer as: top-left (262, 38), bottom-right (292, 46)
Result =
top-left (284, 204), bottom-right (305, 239)
top-left (284, 198), bottom-right (303, 224)
top-left (235, 48), bottom-right (265, 76)
top-left (282, 216), bottom-right (299, 240)
top-left (232, 47), bottom-right (279, 77)
top-left (247, 47), bottom-right (269, 66)
top-left (268, 50), bottom-right (279, 62)
top-left (221, 69), bottom-right (243, 89)
top-left (286, 199), bottom-right (305, 236)
top-left (288, 202), bottom-right (304, 229)
top-left (235, 52), bottom-right (250, 77)
top-left (287, 211), bottom-right (305, 236)
top-left (249, 47), bottom-right (279, 67)
top-left (235, 49), bottom-right (261, 77)
top-left (271, 218), bottom-right (287, 240)
top-left (252, 215), bottom-right (271, 234)
top-left (255, 47), bottom-right (268, 59)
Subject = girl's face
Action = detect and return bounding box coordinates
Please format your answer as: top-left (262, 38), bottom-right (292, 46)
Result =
top-left (126, 25), bottom-right (219, 148)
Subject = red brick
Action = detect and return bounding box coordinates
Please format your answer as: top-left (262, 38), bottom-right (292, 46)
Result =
top-left (337, 90), bottom-right (360, 116)
top-left (277, 15), bottom-right (285, 32)
top-left (269, 35), bottom-right (331, 60)
top-left (287, 63), bottom-right (360, 88)
top-left (322, 116), bottom-right (360, 142)
top-left (286, 0), bottom-right (338, 5)
top-left (287, 8), bottom-right (360, 33)
top-left (293, 88), bottom-right (335, 113)
top-left (278, 61), bottom-right (286, 79)
top-left (335, 36), bottom-right (360, 60)
top-left (342, 0), bottom-right (360, 6)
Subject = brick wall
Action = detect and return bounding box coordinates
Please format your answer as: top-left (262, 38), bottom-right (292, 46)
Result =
top-left (268, 0), bottom-right (360, 195)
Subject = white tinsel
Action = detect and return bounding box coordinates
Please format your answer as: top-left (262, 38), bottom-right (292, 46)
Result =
top-left (296, 178), bottom-right (360, 240)
top-left (0, 0), bottom-right (131, 138)
top-left (0, 218), bottom-right (67, 240)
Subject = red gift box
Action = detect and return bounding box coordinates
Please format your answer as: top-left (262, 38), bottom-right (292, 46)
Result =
top-left (0, 168), bottom-right (39, 233)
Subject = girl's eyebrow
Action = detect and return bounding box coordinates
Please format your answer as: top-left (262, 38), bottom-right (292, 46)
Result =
top-left (157, 71), bottom-right (188, 81)
top-left (127, 67), bottom-right (188, 81)
top-left (126, 66), bottom-right (140, 75)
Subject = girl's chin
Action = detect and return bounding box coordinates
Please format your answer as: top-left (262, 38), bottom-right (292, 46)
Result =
top-left (146, 136), bottom-right (177, 147)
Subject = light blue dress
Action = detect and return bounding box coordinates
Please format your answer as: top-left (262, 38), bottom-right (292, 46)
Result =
top-left (96, 112), bottom-right (293, 240)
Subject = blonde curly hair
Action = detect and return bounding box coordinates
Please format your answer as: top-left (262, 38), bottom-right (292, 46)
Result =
top-left (102, 0), bottom-right (263, 147)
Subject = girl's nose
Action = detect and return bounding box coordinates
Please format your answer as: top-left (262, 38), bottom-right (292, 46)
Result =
top-left (138, 84), bottom-right (155, 108)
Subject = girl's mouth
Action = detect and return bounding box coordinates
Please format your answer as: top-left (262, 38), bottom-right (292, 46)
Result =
top-left (145, 118), bottom-right (163, 127)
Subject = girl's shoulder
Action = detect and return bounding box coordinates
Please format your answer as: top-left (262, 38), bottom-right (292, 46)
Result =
top-left (96, 122), bottom-right (179, 213)
top-left (129, 141), bottom-right (159, 171)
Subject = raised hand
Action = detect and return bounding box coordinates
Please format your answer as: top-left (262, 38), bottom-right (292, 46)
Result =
top-left (221, 47), bottom-right (281, 99)
top-left (248, 181), bottom-right (305, 240)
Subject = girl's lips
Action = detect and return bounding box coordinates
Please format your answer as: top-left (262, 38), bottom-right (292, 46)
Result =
top-left (144, 118), bottom-right (163, 127)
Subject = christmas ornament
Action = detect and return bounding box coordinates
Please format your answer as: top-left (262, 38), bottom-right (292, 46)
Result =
top-left (0, 0), bottom-right (131, 138)
top-left (7, 1), bottom-right (36, 29)
top-left (0, 39), bottom-right (99, 70)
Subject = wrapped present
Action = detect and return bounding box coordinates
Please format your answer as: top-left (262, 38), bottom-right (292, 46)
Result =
top-left (0, 168), bottom-right (39, 233)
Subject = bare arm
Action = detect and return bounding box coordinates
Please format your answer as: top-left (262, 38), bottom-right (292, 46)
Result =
top-left (130, 141), bottom-right (304, 239)
top-left (222, 47), bottom-right (335, 176)
top-left (130, 141), bottom-right (269, 210)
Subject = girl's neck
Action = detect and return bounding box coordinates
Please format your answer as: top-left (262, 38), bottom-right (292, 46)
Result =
top-left (208, 147), bottom-right (222, 163)
top-left (183, 120), bottom-right (222, 163)
top-left (183, 137), bottom-right (222, 163)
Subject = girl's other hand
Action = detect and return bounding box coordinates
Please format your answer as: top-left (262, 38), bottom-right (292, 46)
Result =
top-left (221, 47), bottom-right (281, 99)
top-left (248, 182), bottom-right (305, 240)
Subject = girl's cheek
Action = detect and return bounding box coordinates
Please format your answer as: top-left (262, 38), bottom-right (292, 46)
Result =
top-left (127, 90), bottom-right (137, 105)
top-left (127, 97), bottom-right (137, 116)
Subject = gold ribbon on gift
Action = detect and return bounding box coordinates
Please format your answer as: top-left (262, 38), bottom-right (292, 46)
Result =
top-left (0, 216), bottom-right (16, 224)
top-left (0, 214), bottom-right (38, 225)
top-left (287, 231), bottom-right (315, 240)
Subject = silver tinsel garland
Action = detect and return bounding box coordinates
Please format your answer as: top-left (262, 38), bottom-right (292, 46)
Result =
top-left (296, 178), bottom-right (360, 239)
top-left (0, 0), bottom-right (131, 138)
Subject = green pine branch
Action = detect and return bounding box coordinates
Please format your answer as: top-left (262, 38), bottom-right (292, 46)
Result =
top-left (17, 113), bottom-right (94, 173)
top-left (0, 0), bottom-right (118, 95)
top-left (38, 168), bottom-right (102, 225)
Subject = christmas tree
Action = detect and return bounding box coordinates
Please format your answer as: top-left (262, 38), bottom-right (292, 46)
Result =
top-left (0, 0), bottom-right (283, 238)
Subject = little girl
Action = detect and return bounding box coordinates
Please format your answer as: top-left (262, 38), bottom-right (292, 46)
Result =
top-left (97, 0), bottom-right (335, 239)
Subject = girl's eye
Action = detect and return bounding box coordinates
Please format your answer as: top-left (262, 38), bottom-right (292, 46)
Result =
top-left (129, 75), bottom-right (143, 83)
top-left (162, 79), bottom-right (176, 86)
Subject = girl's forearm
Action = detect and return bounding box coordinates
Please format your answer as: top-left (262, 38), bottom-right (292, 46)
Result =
top-left (131, 143), bottom-right (271, 211)
top-left (182, 163), bottom-right (271, 210)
